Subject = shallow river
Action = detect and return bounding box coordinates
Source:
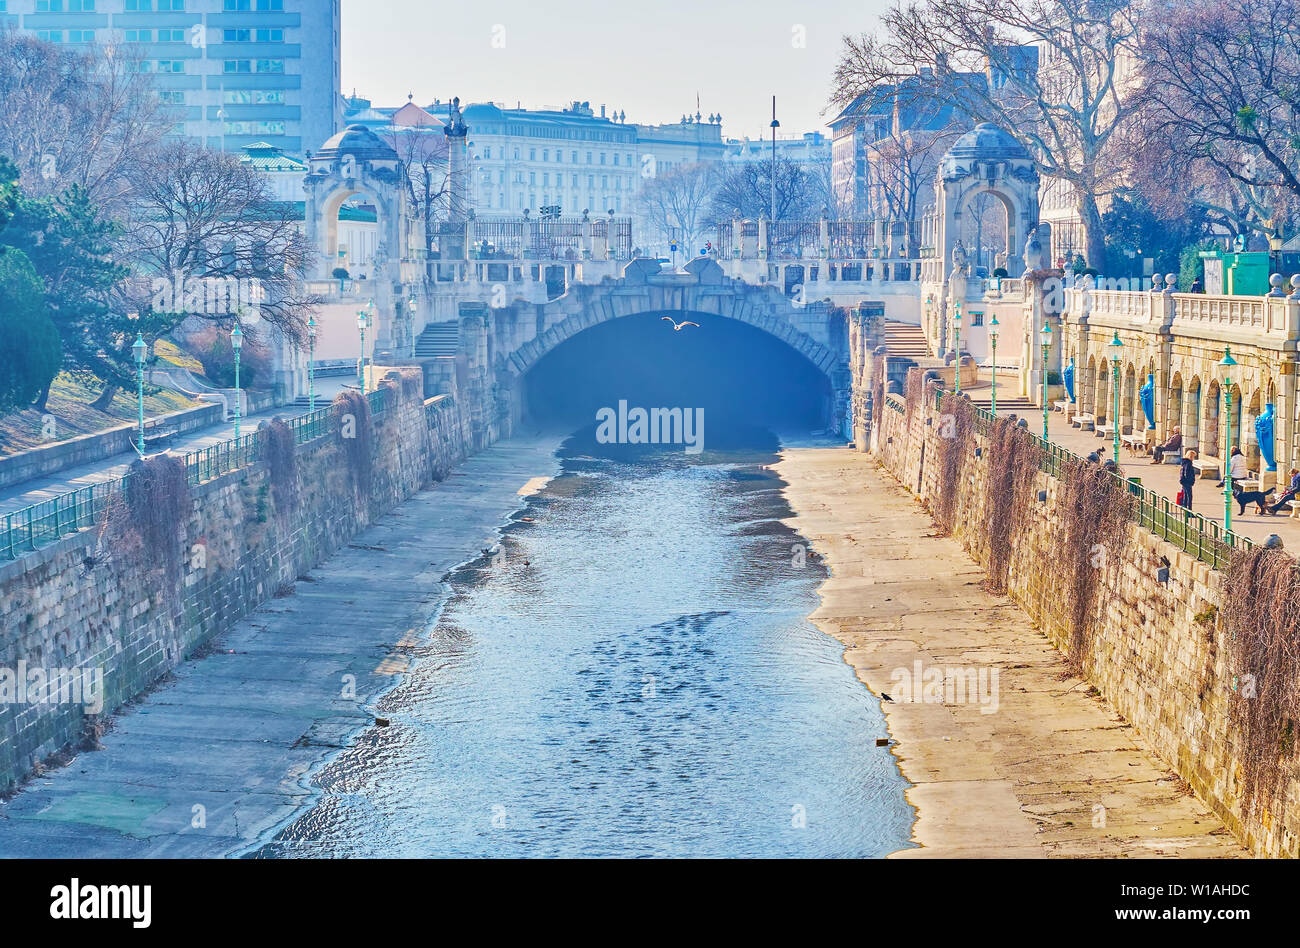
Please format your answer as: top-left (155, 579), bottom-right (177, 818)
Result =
top-left (253, 430), bottom-right (914, 857)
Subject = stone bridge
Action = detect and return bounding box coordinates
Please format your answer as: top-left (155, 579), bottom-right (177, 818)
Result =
top-left (437, 255), bottom-right (853, 440)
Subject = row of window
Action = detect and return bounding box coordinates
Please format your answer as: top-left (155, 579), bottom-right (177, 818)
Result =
top-left (40, 31), bottom-right (288, 47)
top-left (482, 193), bottom-right (624, 213)
top-left (154, 88), bottom-right (285, 104)
top-left (31, 0), bottom-right (282, 10)
top-left (481, 146), bottom-right (636, 167)
top-left (224, 120), bottom-right (284, 135)
top-left (499, 171), bottom-right (631, 191)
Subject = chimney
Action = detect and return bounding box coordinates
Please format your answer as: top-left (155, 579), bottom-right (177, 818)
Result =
top-left (601, 104), bottom-right (606, 118)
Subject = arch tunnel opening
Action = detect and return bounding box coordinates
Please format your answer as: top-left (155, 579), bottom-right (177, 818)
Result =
top-left (521, 311), bottom-right (834, 452)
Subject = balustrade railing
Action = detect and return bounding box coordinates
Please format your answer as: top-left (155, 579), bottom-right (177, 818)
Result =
top-left (922, 389), bottom-right (1249, 569)
top-left (2, 388), bottom-right (390, 561)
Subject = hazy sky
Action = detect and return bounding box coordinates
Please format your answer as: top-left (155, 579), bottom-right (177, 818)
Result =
top-left (341, 0), bottom-right (889, 139)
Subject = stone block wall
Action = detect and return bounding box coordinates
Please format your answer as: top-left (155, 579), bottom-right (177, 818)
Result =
top-left (0, 367), bottom-right (473, 791)
top-left (874, 389), bottom-right (1299, 857)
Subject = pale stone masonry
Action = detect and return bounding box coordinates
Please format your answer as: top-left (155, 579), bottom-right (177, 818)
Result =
top-left (0, 370), bottom-right (468, 791)
top-left (875, 389), bottom-right (1298, 857)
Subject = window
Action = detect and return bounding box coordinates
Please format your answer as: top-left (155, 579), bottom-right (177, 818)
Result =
top-left (37, 30), bottom-right (64, 42)
top-left (224, 89), bottom-right (285, 104)
top-left (127, 30), bottom-right (155, 43)
top-left (256, 29), bottom-right (284, 42)
top-left (156, 60), bottom-right (184, 73)
top-left (126, 0), bottom-right (153, 8)
top-left (529, 149), bottom-right (536, 161)
top-left (158, 90), bottom-right (185, 104)
top-left (68, 29), bottom-right (94, 42)
top-left (483, 147), bottom-right (491, 159)
top-left (159, 0), bottom-right (185, 8)
top-left (224, 60), bottom-right (251, 73)
top-left (255, 60), bottom-right (284, 73)
top-left (225, 120), bottom-right (286, 135)
top-left (40, 0), bottom-right (96, 8)
top-left (225, 29), bottom-right (251, 42)
top-left (158, 29), bottom-right (185, 43)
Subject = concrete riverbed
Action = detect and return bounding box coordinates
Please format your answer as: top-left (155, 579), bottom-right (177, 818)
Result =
top-left (775, 445), bottom-right (1247, 858)
top-left (0, 436), bottom-right (564, 857)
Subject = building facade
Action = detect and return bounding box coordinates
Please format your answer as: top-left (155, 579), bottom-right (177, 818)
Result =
top-left (0, 0), bottom-right (341, 157)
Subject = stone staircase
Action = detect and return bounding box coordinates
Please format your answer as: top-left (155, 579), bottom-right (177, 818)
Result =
top-left (882, 320), bottom-right (929, 359)
top-left (414, 322), bottom-right (460, 358)
top-left (964, 383), bottom-right (1037, 416)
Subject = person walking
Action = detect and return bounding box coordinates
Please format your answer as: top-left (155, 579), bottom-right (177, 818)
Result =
top-left (1151, 426), bottom-right (1182, 464)
top-left (1269, 467), bottom-right (1300, 514)
top-left (1178, 449), bottom-right (1198, 509)
top-left (1215, 446), bottom-right (1247, 488)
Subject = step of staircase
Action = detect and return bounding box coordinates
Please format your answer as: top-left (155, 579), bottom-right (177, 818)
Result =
top-left (882, 321), bottom-right (930, 358)
top-left (414, 322), bottom-right (460, 358)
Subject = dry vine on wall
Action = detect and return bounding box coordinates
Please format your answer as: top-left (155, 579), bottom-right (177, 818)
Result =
top-left (1053, 458), bottom-right (1135, 672)
top-left (104, 454), bottom-right (193, 594)
top-left (934, 393), bottom-right (975, 532)
top-left (332, 390), bottom-right (375, 504)
top-left (982, 418), bottom-right (1046, 593)
top-left (1220, 547), bottom-right (1300, 819)
top-left (261, 417), bottom-right (298, 515)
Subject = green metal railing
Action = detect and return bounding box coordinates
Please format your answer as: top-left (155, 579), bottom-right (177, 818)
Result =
top-left (3, 387), bottom-right (390, 561)
top-left (925, 388), bottom-right (1250, 569)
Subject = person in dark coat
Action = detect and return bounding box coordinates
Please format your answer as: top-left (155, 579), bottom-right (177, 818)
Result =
top-left (1151, 426), bottom-right (1182, 464)
top-left (1178, 449), bottom-right (1198, 509)
top-left (1268, 468), bottom-right (1300, 515)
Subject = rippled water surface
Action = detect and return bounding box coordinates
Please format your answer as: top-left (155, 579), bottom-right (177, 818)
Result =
top-left (254, 432), bottom-right (914, 857)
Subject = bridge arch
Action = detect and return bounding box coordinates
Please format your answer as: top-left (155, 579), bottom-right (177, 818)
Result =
top-left (487, 257), bottom-right (850, 434)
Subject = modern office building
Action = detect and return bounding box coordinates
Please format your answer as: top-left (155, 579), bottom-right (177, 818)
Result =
top-left (0, 0), bottom-right (342, 156)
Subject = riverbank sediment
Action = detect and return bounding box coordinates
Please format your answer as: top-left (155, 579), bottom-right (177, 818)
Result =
top-left (775, 445), bottom-right (1245, 858)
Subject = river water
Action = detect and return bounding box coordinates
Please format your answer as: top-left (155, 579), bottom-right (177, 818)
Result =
top-left (253, 428), bottom-right (915, 858)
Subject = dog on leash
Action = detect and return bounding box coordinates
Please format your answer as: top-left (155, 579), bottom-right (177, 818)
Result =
top-left (1232, 483), bottom-right (1275, 515)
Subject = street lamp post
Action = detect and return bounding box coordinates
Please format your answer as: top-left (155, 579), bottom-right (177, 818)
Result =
top-left (989, 315), bottom-right (999, 415)
top-left (1109, 332), bottom-right (1123, 465)
top-left (357, 299), bottom-right (373, 394)
top-left (132, 333), bottom-right (148, 456)
top-left (408, 297), bottom-right (418, 359)
top-left (230, 324), bottom-right (244, 441)
top-left (1040, 323), bottom-right (1053, 440)
top-left (953, 302), bottom-right (962, 394)
top-left (1218, 346), bottom-right (1239, 534)
top-left (307, 316), bottom-right (317, 412)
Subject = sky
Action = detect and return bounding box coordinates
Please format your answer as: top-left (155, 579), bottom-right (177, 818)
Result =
top-left (342, 0), bottom-right (890, 140)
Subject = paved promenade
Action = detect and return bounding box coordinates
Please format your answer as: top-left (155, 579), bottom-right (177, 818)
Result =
top-left (0, 381), bottom-right (350, 519)
top-left (0, 436), bottom-right (563, 857)
top-left (968, 374), bottom-right (1300, 550)
top-left (777, 446), bottom-right (1245, 858)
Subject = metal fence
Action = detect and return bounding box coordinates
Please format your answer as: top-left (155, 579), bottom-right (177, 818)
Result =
top-left (930, 389), bottom-right (1250, 569)
top-left (2, 388), bottom-right (389, 561)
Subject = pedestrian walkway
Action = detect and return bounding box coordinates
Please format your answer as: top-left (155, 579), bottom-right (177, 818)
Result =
top-left (965, 371), bottom-right (1300, 549)
top-left (0, 380), bottom-right (351, 519)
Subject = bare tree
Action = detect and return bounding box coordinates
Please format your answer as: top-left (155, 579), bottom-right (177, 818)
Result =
top-left (865, 118), bottom-right (968, 223)
top-left (832, 0), bottom-right (1140, 270)
top-left (1138, 0), bottom-right (1300, 241)
top-left (706, 158), bottom-right (831, 223)
top-left (0, 32), bottom-right (171, 215)
top-left (381, 125), bottom-right (450, 256)
top-left (638, 162), bottom-right (722, 255)
top-left (124, 141), bottom-right (318, 350)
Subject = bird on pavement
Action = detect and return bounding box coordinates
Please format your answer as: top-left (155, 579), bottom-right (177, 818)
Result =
top-left (661, 317), bottom-right (700, 332)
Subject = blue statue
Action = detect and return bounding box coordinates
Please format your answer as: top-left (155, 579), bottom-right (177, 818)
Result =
top-left (1063, 359), bottom-right (1076, 403)
top-left (1257, 403), bottom-right (1277, 472)
top-left (1140, 373), bottom-right (1155, 429)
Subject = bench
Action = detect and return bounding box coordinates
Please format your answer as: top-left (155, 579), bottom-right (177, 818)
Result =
top-left (1192, 457), bottom-right (1221, 480)
top-left (1073, 412), bottom-right (1096, 431)
top-left (142, 426), bottom-right (180, 447)
top-left (1096, 421), bottom-right (1117, 439)
top-left (1054, 399), bottom-right (1072, 415)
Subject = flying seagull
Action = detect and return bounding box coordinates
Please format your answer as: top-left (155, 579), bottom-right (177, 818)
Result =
top-left (662, 317), bottom-right (701, 332)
